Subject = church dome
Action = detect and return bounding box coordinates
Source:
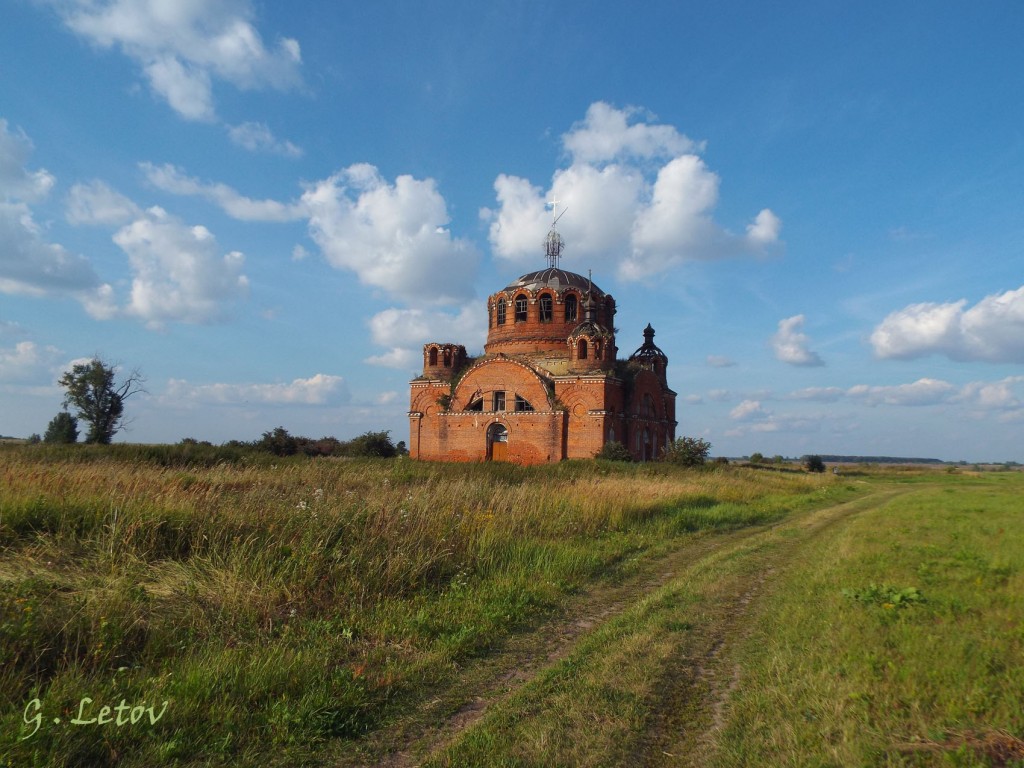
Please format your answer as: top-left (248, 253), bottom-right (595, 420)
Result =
top-left (503, 268), bottom-right (606, 296)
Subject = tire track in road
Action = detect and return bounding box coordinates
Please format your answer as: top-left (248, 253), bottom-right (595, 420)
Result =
top-left (347, 488), bottom-right (904, 767)
top-left (638, 488), bottom-right (908, 767)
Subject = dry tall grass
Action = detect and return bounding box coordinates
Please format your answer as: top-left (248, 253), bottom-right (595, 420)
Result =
top-left (0, 446), bottom-right (834, 767)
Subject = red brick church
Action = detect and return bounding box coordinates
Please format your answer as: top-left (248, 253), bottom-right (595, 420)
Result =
top-left (408, 224), bottom-right (677, 464)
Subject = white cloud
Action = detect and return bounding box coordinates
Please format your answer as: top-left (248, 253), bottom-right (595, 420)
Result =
top-left (871, 285), bottom-right (1024, 363)
top-left (67, 181), bottom-right (141, 225)
top-left (141, 162), bottom-right (305, 221)
top-left (0, 119), bottom-right (55, 202)
top-left (562, 102), bottom-right (702, 164)
top-left (374, 391), bottom-right (398, 405)
top-left (0, 203), bottom-right (103, 296)
top-left (164, 374), bottom-right (348, 406)
top-left (52, 0), bottom-right (303, 121)
top-left (0, 123), bottom-right (117, 316)
top-left (64, 178), bottom-right (251, 326)
top-left (484, 102), bottom-right (780, 280)
top-left (846, 378), bottom-right (956, 407)
top-left (303, 164), bottom-right (479, 305)
top-left (112, 206), bottom-right (249, 327)
top-left (771, 315), bottom-right (824, 367)
top-left (0, 341), bottom-right (62, 382)
top-left (954, 376), bottom-right (1024, 411)
top-left (144, 55), bottom-right (215, 121)
top-left (730, 399), bottom-right (769, 421)
top-left (725, 411), bottom-right (822, 438)
top-left (366, 305), bottom-right (484, 369)
top-left (364, 348), bottom-right (419, 370)
top-left (789, 386), bottom-right (845, 402)
top-left (226, 121), bottom-right (302, 157)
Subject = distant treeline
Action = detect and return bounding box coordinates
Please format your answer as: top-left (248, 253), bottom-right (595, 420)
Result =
top-left (817, 455), bottom-right (944, 465)
top-left (208, 427), bottom-right (404, 458)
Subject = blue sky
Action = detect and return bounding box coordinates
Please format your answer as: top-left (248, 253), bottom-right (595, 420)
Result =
top-left (2, 1), bottom-right (1023, 461)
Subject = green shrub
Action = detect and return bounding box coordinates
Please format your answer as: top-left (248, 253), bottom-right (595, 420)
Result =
top-left (595, 441), bottom-right (632, 462)
top-left (804, 455), bottom-right (826, 473)
top-left (663, 437), bottom-right (711, 467)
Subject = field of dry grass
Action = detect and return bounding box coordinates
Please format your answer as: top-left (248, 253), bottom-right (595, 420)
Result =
top-left (0, 444), bottom-right (837, 767)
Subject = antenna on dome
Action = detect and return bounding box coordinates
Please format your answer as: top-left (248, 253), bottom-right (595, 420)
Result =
top-left (544, 198), bottom-right (566, 269)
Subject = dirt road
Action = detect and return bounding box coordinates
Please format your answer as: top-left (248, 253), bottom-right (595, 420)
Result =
top-left (340, 488), bottom-right (902, 767)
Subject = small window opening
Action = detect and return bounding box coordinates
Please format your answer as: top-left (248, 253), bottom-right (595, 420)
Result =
top-left (514, 294), bottom-right (528, 322)
top-left (564, 294), bottom-right (578, 322)
top-left (539, 294), bottom-right (553, 322)
top-left (493, 390), bottom-right (506, 411)
top-left (428, 348), bottom-right (438, 366)
top-left (594, 340), bottom-right (602, 360)
top-left (514, 395), bottom-right (534, 412)
top-left (496, 300), bottom-right (506, 325)
top-left (443, 349), bottom-right (451, 367)
top-left (578, 339), bottom-right (588, 360)
top-left (467, 397), bottom-right (483, 412)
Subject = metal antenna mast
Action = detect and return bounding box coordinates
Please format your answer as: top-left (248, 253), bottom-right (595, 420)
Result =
top-left (544, 198), bottom-right (566, 269)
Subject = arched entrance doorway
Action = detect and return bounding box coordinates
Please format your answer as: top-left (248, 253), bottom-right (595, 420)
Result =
top-left (487, 423), bottom-right (508, 461)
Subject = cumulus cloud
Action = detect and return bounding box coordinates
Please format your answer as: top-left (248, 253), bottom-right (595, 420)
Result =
top-left (789, 386), bottom-right (845, 402)
top-left (724, 406), bottom-right (822, 437)
top-left (954, 376), bottom-right (1024, 411)
top-left (365, 306), bottom-right (485, 369)
top-left (0, 119), bottom-right (55, 202)
top-left (0, 203), bottom-right (105, 297)
top-left (0, 122), bottom-right (115, 316)
top-left (870, 285), bottom-right (1024, 363)
top-left (730, 399), bottom-right (769, 421)
top-left (0, 341), bottom-right (62, 382)
top-left (67, 180), bottom-right (141, 225)
top-left (303, 164), bottom-right (479, 305)
top-left (65, 177), bottom-right (251, 327)
top-left (164, 373), bottom-right (348, 405)
top-left (847, 378), bottom-right (957, 407)
top-left (136, 160), bottom-right (477, 313)
top-left (141, 162), bottom-right (305, 221)
top-left (226, 122), bottom-right (302, 157)
top-left (50, 0), bottom-right (303, 121)
top-left (484, 102), bottom-right (780, 280)
top-left (771, 315), bottom-right (824, 367)
top-left (113, 206), bottom-right (249, 328)
top-left (562, 102), bottom-right (703, 164)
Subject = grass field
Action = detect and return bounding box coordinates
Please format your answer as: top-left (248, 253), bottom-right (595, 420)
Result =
top-left (0, 445), bottom-right (1020, 766)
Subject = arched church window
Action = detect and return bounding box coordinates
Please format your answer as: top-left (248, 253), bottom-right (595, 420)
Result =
top-left (496, 300), bottom-right (506, 325)
top-left (539, 294), bottom-right (553, 322)
top-left (642, 393), bottom-right (655, 417)
top-left (578, 339), bottom-right (588, 360)
top-left (443, 349), bottom-right (451, 367)
top-left (564, 294), bottom-right (578, 322)
top-left (428, 347), bottom-right (438, 367)
top-left (514, 294), bottom-right (528, 322)
top-left (594, 340), bottom-right (602, 360)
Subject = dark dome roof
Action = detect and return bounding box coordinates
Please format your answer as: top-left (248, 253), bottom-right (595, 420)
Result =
top-left (502, 268), bottom-right (605, 296)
